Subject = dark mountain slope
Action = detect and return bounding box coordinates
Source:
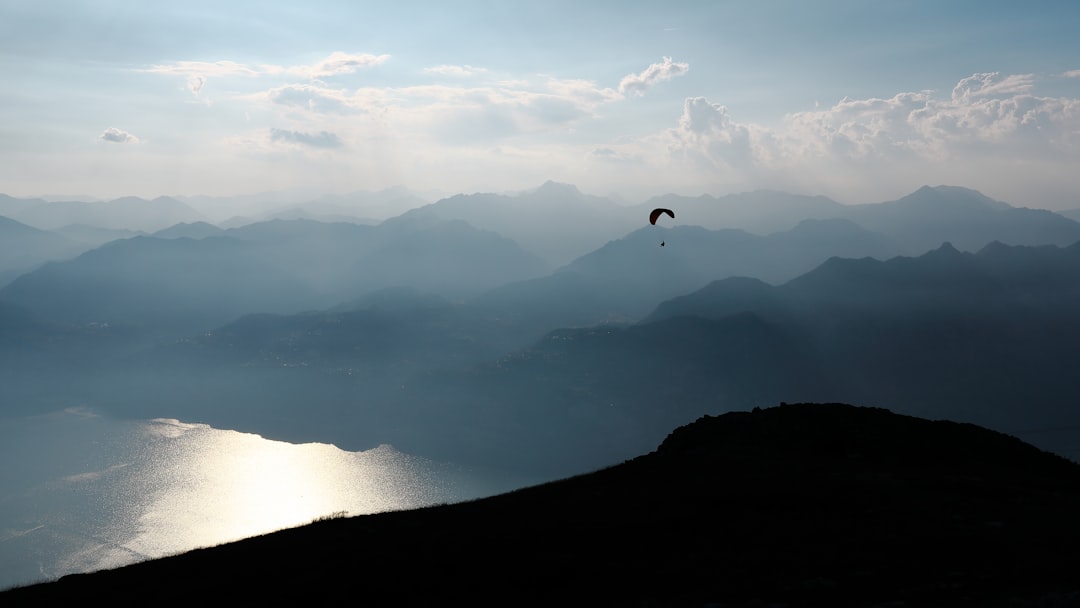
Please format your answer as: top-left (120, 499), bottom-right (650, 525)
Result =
top-left (5, 403), bottom-right (1079, 606)
top-left (643, 241), bottom-right (1080, 451)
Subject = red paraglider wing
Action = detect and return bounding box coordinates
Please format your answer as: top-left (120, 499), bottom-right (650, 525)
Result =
top-left (649, 208), bottom-right (675, 225)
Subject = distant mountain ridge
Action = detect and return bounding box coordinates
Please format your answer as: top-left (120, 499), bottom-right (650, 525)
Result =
top-left (0, 217), bottom-right (548, 340)
top-left (0, 216), bottom-right (85, 286)
top-left (0, 195), bottom-right (207, 232)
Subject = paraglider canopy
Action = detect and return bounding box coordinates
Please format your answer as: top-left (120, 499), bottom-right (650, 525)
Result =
top-left (649, 208), bottom-right (674, 225)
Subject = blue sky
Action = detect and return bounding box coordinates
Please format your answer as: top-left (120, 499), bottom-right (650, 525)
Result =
top-left (3, 1), bottom-right (1080, 208)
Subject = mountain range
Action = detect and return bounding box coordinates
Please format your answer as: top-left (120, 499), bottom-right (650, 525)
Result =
top-left (3, 183), bottom-right (1080, 479)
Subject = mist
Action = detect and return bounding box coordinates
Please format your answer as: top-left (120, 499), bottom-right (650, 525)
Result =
top-left (3, 182), bottom-right (1080, 478)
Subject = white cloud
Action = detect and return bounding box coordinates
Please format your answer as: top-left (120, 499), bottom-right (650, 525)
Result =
top-left (100, 127), bottom-right (139, 143)
top-left (951, 72), bottom-right (1034, 102)
top-left (666, 97), bottom-right (754, 169)
top-left (424, 64), bottom-right (488, 77)
top-left (143, 60), bottom-right (260, 78)
top-left (633, 72), bottom-right (1080, 203)
top-left (618, 57), bottom-right (689, 96)
top-left (281, 52), bottom-right (390, 79)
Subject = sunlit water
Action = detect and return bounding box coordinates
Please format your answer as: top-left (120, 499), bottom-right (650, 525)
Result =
top-left (0, 408), bottom-right (533, 590)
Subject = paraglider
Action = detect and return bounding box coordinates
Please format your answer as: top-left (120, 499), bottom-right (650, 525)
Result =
top-left (649, 208), bottom-right (674, 246)
top-left (649, 208), bottom-right (674, 225)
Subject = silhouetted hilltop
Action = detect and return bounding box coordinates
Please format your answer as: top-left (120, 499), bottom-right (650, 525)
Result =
top-left (5, 403), bottom-right (1079, 606)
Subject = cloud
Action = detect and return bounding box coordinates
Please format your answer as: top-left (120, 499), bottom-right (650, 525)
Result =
top-left (143, 60), bottom-right (260, 78)
top-left (187, 74), bottom-right (206, 95)
top-left (282, 52), bottom-right (390, 79)
top-left (269, 128), bottom-right (344, 148)
top-left (666, 97), bottom-right (754, 169)
top-left (265, 84), bottom-right (358, 114)
top-left (143, 52), bottom-right (388, 98)
top-left (619, 57), bottom-right (689, 96)
top-left (424, 64), bottom-right (488, 77)
top-left (951, 72), bottom-right (1034, 102)
top-left (640, 71), bottom-right (1080, 202)
top-left (100, 127), bottom-right (139, 143)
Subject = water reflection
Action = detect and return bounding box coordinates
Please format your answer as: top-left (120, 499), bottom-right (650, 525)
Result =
top-left (0, 408), bottom-right (528, 590)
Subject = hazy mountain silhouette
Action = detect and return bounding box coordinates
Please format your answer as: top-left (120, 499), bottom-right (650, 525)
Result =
top-left (5, 185), bottom-right (1080, 479)
top-left (395, 181), bottom-right (640, 267)
top-left (642, 185), bottom-right (1080, 255)
top-left (7, 232), bottom-right (1080, 479)
top-left (640, 189), bottom-right (848, 234)
top-left (0, 217), bottom-right (547, 342)
top-left (5, 403), bottom-right (1079, 606)
top-left (177, 185), bottom-right (431, 224)
top-left (0, 195), bottom-right (207, 232)
top-left (842, 185), bottom-right (1080, 253)
top-left (50, 224), bottom-right (145, 248)
top-left (151, 221), bottom-right (225, 239)
top-left (0, 216), bottom-right (85, 286)
top-left (466, 220), bottom-right (902, 348)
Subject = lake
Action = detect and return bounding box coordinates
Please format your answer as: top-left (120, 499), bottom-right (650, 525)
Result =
top-left (0, 407), bottom-right (535, 590)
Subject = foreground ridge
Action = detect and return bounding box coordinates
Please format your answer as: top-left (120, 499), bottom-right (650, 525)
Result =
top-left (5, 403), bottom-right (1080, 606)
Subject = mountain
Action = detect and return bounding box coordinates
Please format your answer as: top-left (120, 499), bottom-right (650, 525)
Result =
top-left (5, 403), bottom-right (1079, 606)
top-left (0, 236), bottom-right (314, 340)
top-left (152, 221), bottom-right (225, 239)
top-left (0, 216), bottom-right (85, 286)
top-left (841, 185), bottom-right (1080, 254)
top-left (638, 241), bottom-right (1080, 453)
top-left (639, 189), bottom-right (848, 234)
top-left (0, 217), bottom-right (548, 341)
top-left (466, 220), bottom-right (902, 348)
top-left (50, 224), bottom-right (144, 248)
top-left (177, 186), bottom-right (432, 224)
top-left (0, 196), bottom-right (208, 232)
top-left (396, 181), bottom-right (640, 267)
top-left (644, 185), bottom-right (1080, 255)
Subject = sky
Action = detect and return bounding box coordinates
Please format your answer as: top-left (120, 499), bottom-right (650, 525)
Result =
top-left (3, 1), bottom-right (1080, 209)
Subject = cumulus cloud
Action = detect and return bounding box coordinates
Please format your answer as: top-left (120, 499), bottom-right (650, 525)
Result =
top-left (100, 127), bottom-right (139, 143)
top-left (643, 71), bottom-right (1080, 203)
top-left (666, 97), bottom-right (754, 169)
top-left (269, 128), bottom-right (344, 148)
top-left (619, 57), bottom-right (689, 96)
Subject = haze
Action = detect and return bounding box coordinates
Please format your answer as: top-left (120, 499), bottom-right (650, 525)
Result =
top-left (3, 2), bottom-right (1080, 209)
